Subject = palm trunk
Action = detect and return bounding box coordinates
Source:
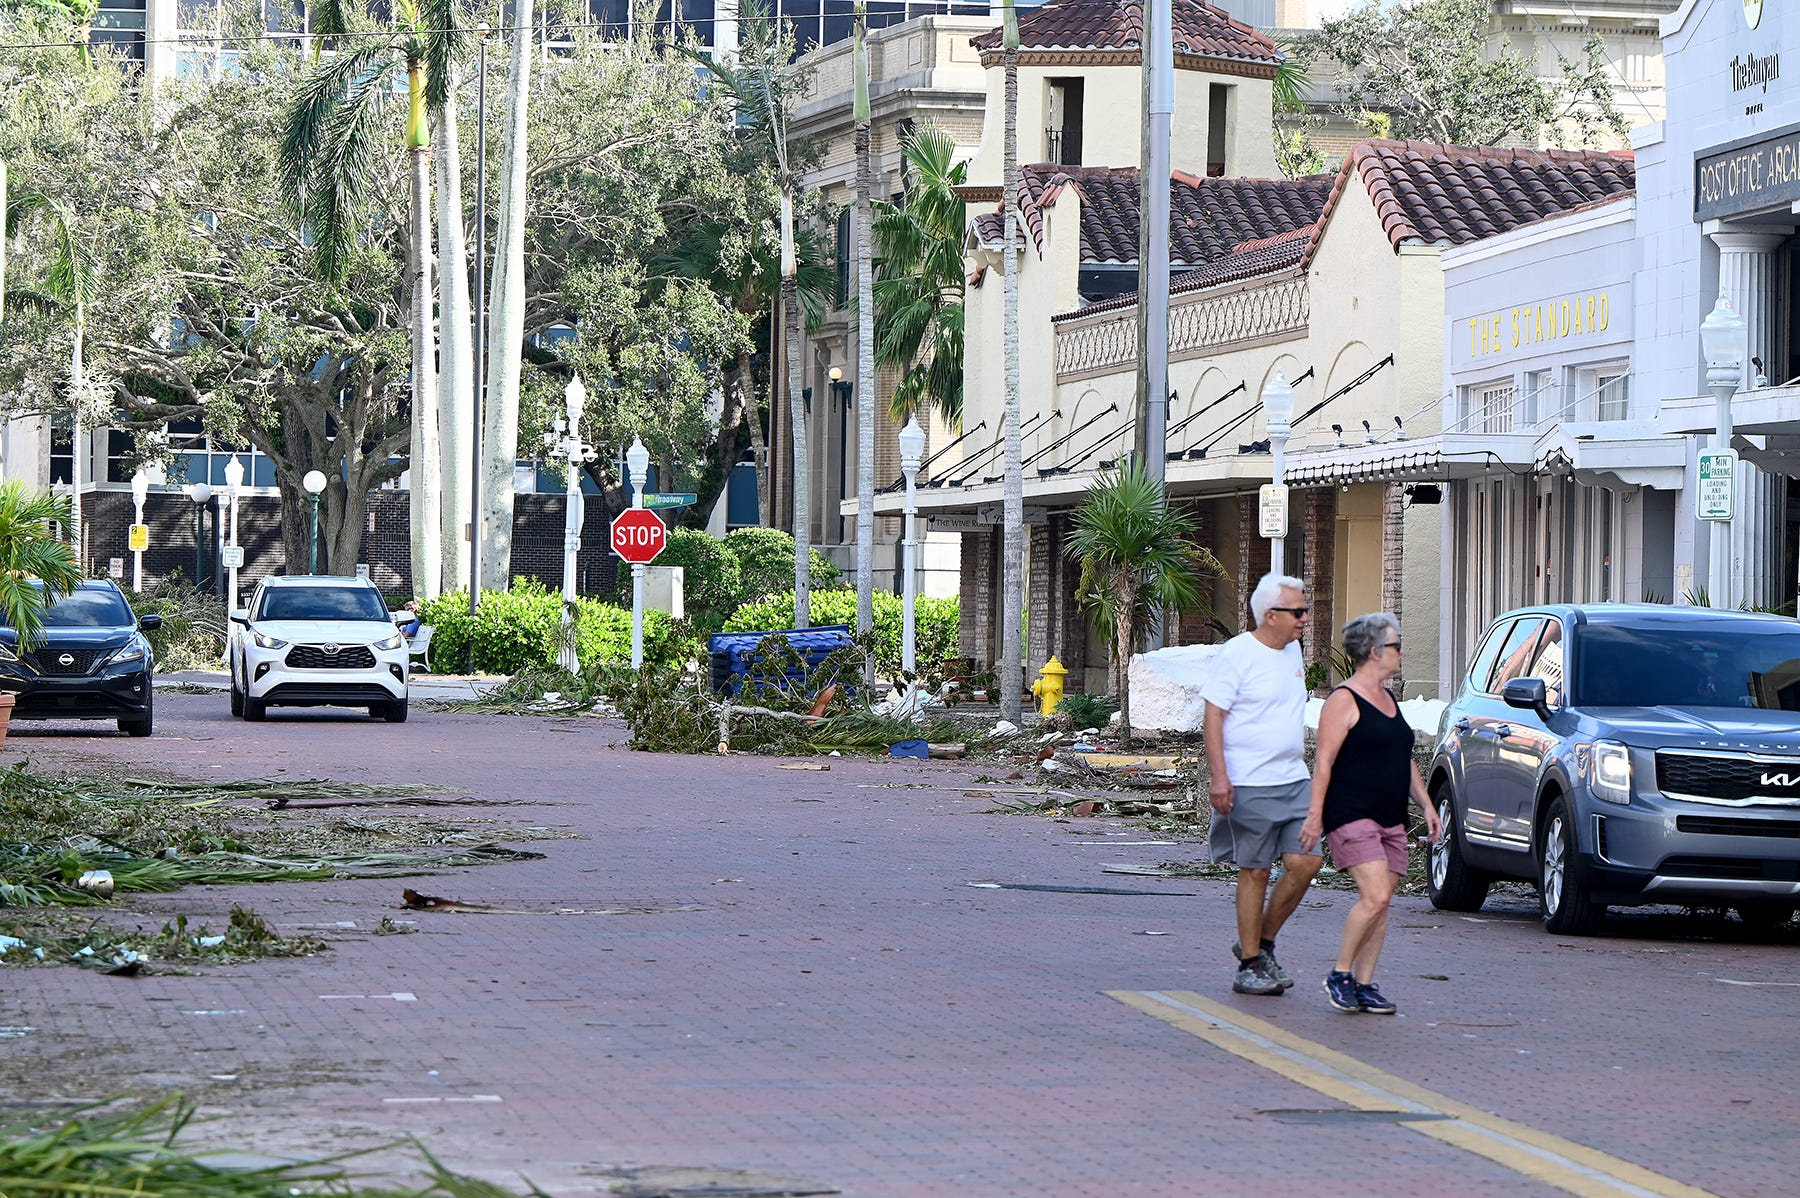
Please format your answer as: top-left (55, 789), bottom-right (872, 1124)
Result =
top-left (69, 301), bottom-right (83, 567)
top-left (782, 188), bottom-right (810, 629)
top-left (481, 4), bottom-right (533, 590)
top-left (434, 93), bottom-right (474, 597)
top-left (739, 344), bottom-right (771, 529)
top-left (407, 117), bottom-right (442, 599)
top-left (853, 82), bottom-right (876, 681)
top-left (999, 20), bottom-right (1024, 722)
top-left (1115, 600), bottom-right (1134, 743)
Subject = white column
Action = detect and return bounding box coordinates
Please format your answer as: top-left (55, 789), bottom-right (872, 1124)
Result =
top-left (1711, 230), bottom-right (1785, 608)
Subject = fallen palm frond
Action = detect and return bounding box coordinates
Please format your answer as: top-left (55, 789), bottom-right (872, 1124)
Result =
top-left (0, 907), bottom-right (329, 972)
top-left (109, 777), bottom-right (459, 803)
top-left (0, 1093), bottom-right (552, 1196)
top-left (429, 663), bottom-right (613, 716)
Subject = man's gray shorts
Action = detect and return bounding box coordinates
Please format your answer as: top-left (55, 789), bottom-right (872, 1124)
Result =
top-left (1209, 779), bottom-right (1317, 870)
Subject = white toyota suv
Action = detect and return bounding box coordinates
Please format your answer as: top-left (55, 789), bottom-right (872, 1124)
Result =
top-left (229, 576), bottom-right (411, 722)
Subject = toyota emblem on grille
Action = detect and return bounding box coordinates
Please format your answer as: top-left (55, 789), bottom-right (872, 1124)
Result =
top-left (323, 643), bottom-right (340, 654)
top-left (57, 653), bottom-right (74, 667)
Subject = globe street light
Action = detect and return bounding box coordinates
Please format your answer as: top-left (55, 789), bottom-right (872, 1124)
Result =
top-left (898, 416), bottom-right (926, 676)
top-left (1261, 370), bottom-right (1297, 573)
top-left (556, 375), bottom-right (593, 673)
top-left (129, 468), bottom-right (149, 593)
top-left (626, 436), bottom-right (651, 669)
top-left (302, 469), bottom-right (327, 575)
top-left (1699, 292), bottom-right (1747, 609)
top-left (222, 455), bottom-right (246, 611)
top-left (185, 482), bottom-right (213, 589)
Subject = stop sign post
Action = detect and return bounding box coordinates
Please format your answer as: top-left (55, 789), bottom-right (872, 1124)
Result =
top-left (610, 507), bottom-right (667, 564)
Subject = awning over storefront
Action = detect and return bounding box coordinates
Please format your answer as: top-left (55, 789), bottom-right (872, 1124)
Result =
top-left (1281, 432), bottom-right (1535, 485)
top-left (1661, 382), bottom-right (1800, 436)
top-left (1531, 420), bottom-right (1686, 490)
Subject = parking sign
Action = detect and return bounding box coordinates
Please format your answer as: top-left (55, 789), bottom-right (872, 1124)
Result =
top-left (1697, 449), bottom-right (1738, 521)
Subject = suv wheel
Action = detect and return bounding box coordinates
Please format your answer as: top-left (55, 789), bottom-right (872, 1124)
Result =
top-left (1733, 902), bottom-right (1797, 936)
top-left (244, 696), bottom-right (267, 722)
top-left (229, 663), bottom-right (245, 718)
top-left (118, 688), bottom-right (153, 738)
top-left (1539, 795), bottom-right (1603, 935)
top-left (1426, 782), bottom-right (1492, 912)
top-left (383, 697), bottom-right (408, 724)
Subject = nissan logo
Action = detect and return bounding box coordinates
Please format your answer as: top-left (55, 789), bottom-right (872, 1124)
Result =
top-left (57, 653), bottom-right (74, 667)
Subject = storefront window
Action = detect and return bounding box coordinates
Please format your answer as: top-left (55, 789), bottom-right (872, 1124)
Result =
top-left (1474, 382), bottom-right (1514, 433)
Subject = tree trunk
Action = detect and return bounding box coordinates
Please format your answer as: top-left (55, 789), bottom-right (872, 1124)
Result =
top-left (481, 3), bottom-right (533, 590)
top-left (1115, 602), bottom-right (1134, 743)
top-left (409, 138), bottom-right (441, 599)
top-left (999, 38), bottom-right (1024, 721)
top-left (854, 110), bottom-right (875, 681)
top-left (782, 188), bottom-right (810, 629)
top-left (69, 303), bottom-right (84, 568)
top-left (739, 344), bottom-right (770, 530)
top-left (433, 94), bottom-right (474, 598)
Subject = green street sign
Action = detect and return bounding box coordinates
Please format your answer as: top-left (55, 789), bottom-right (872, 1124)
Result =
top-left (1697, 449), bottom-right (1737, 521)
top-left (643, 492), bottom-right (696, 510)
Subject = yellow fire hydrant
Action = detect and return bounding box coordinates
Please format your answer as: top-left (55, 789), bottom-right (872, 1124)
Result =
top-left (1031, 656), bottom-right (1068, 717)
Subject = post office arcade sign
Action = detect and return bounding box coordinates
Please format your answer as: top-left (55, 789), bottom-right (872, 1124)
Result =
top-left (1695, 120), bottom-right (1800, 223)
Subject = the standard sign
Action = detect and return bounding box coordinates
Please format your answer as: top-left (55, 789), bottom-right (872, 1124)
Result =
top-left (1259, 484), bottom-right (1290, 538)
top-left (1698, 449), bottom-right (1738, 521)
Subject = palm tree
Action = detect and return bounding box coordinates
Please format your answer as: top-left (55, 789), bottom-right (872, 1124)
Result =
top-left (872, 124), bottom-right (966, 424)
top-left (280, 0), bottom-right (464, 595)
top-left (0, 479), bottom-right (83, 652)
top-left (999, 0), bottom-right (1024, 721)
top-left (1066, 459), bottom-right (1220, 742)
top-left (852, 7), bottom-right (876, 680)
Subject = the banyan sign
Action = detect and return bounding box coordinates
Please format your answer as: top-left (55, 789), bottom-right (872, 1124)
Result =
top-left (1695, 122), bottom-right (1800, 222)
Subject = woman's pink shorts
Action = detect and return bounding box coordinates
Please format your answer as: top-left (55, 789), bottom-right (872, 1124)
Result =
top-left (1327, 818), bottom-right (1409, 874)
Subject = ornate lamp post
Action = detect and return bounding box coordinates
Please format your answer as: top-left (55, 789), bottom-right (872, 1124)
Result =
top-left (185, 482), bottom-right (212, 588)
top-left (302, 470), bottom-right (327, 574)
top-left (546, 375), bottom-right (595, 673)
top-left (898, 416), bottom-right (926, 676)
top-left (626, 437), bottom-right (651, 669)
top-left (1699, 293), bottom-right (1747, 609)
top-left (1261, 370), bottom-right (1296, 573)
top-left (222, 455), bottom-right (245, 610)
top-left (129, 468), bottom-right (149, 593)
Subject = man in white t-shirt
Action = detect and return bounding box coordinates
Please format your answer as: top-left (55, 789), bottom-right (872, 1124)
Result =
top-left (1201, 572), bottom-right (1322, 997)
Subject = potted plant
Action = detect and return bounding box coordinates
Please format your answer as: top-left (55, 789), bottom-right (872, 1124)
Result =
top-left (0, 479), bottom-right (84, 747)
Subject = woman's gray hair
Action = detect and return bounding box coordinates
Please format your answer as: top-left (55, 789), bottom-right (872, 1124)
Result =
top-left (1342, 612), bottom-right (1400, 668)
top-left (1249, 573), bottom-right (1306, 626)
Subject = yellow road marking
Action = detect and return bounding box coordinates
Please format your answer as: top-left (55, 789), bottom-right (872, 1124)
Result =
top-left (1108, 990), bottom-right (1719, 1198)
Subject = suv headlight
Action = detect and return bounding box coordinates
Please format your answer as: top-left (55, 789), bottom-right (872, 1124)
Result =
top-left (1589, 740), bottom-right (1633, 805)
top-left (373, 632), bottom-right (405, 651)
top-left (108, 641), bottom-right (146, 666)
top-left (252, 630), bottom-right (289, 650)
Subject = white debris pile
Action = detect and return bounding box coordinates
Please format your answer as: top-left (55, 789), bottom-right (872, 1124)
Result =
top-left (1125, 644), bottom-right (1221, 734)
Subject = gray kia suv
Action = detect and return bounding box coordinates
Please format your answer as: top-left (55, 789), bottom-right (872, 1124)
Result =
top-left (1427, 603), bottom-right (1800, 935)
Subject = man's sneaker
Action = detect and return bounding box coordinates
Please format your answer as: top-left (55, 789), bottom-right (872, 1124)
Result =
top-left (1324, 970), bottom-right (1360, 1012)
top-left (1355, 981), bottom-right (1397, 1014)
top-left (1232, 957), bottom-right (1283, 996)
top-left (1234, 941), bottom-right (1294, 991)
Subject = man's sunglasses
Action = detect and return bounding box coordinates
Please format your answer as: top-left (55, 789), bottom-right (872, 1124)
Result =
top-left (1269, 606), bottom-right (1311, 617)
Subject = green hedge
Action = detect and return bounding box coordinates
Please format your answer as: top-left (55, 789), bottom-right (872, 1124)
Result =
top-left (721, 589), bottom-right (959, 678)
top-left (721, 528), bottom-right (843, 601)
top-left (420, 577), bottom-right (697, 674)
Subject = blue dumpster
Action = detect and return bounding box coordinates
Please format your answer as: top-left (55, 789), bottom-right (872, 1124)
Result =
top-left (708, 625), bottom-right (854, 697)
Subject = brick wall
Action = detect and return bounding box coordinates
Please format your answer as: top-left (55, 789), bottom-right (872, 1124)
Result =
top-left (1054, 514), bottom-right (1089, 691)
top-left (957, 527), bottom-right (995, 660)
top-left (1235, 495), bottom-right (1256, 631)
top-left (1028, 521), bottom-right (1052, 671)
top-left (1302, 487), bottom-right (1337, 664)
top-left (1382, 482), bottom-right (1406, 692)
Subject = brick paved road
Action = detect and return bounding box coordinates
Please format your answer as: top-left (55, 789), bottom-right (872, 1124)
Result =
top-left (1, 695), bottom-right (1793, 1197)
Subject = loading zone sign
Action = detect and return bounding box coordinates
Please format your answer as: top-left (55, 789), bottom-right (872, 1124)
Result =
top-left (1698, 449), bottom-right (1738, 521)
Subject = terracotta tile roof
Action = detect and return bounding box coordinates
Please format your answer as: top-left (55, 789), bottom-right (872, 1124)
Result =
top-left (970, 165), bottom-right (1331, 269)
top-left (969, 0), bottom-right (1280, 69)
top-left (1321, 140), bottom-right (1635, 259)
top-left (1056, 224), bottom-right (1316, 319)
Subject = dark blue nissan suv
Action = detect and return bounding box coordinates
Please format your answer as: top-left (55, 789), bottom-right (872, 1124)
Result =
top-left (0, 580), bottom-right (161, 737)
top-left (1427, 604), bottom-right (1800, 935)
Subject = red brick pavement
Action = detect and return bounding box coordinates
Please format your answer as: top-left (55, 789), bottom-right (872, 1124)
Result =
top-left (0, 696), bottom-right (1792, 1196)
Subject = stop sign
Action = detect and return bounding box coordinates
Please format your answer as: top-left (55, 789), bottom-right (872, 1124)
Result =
top-left (610, 507), bottom-right (668, 565)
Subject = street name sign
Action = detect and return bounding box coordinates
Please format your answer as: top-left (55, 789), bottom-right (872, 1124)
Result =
top-left (1259, 483), bottom-right (1290, 538)
top-left (1697, 449), bottom-right (1738, 521)
top-left (610, 507), bottom-right (668, 564)
top-left (127, 524), bottom-right (149, 552)
top-left (643, 492), bottom-right (696, 511)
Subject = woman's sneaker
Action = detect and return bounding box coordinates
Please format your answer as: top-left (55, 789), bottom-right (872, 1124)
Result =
top-left (1324, 970), bottom-right (1360, 1012)
top-left (1233, 941), bottom-right (1294, 990)
top-left (1355, 981), bottom-right (1397, 1014)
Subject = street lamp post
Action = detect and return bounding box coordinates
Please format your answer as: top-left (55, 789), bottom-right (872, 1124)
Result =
top-left (130, 468), bottom-right (149, 593)
top-left (185, 482), bottom-right (212, 588)
top-left (1700, 293), bottom-right (1747, 609)
top-left (1261, 370), bottom-right (1296, 573)
top-left (303, 470), bottom-right (327, 575)
top-left (550, 375), bottom-right (594, 673)
top-left (898, 416), bottom-right (926, 677)
top-left (626, 437), bottom-right (651, 669)
top-left (222, 455), bottom-right (245, 611)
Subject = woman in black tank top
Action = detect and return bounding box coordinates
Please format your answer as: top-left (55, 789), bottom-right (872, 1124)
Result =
top-left (1298, 613), bottom-right (1443, 1015)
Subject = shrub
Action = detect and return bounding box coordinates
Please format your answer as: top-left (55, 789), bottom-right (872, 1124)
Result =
top-left (722, 589), bottom-right (959, 679)
top-left (615, 527), bottom-right (741, 636)
top-left (129, 579), bottom-right (228, 671)
top-left (721, 527), bottom-right (843, 603)
top-left (420, 577), bottom-right (699, 674)
top-left (1055, 690), bottom-right (1115, 730)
